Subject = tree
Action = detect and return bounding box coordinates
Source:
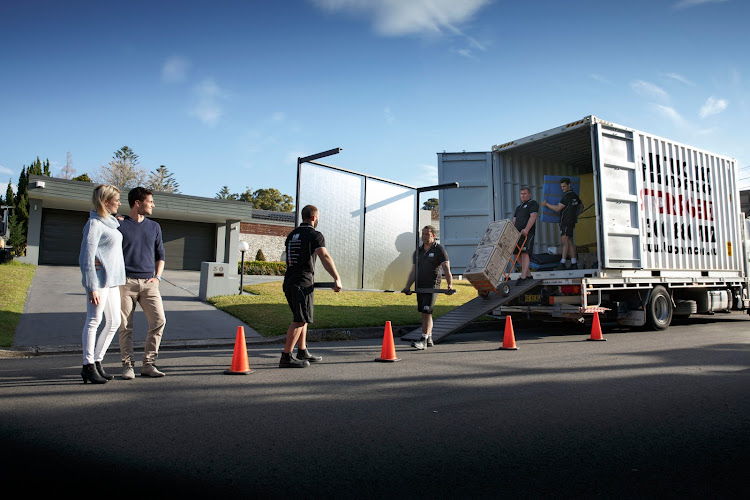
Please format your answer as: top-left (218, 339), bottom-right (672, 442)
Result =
top-left (72, 173), bottom-right (92, 182)
top-left (251, 188), bottom-right (294, 212)
top-left (422, 198), bottom-right (439, 211)
top-left (215, 186), bottom-right (237, 200)
top-left (95, 146), bottom-right (147, 188)
top-left (7, 158), bottom-right (51, 255)
top-left (58, 151), bottom-right (76, 179)
top-left (148, 165), bottom-right (180, 193)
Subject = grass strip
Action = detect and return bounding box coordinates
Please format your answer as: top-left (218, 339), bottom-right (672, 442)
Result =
top-left (209, 280), bottom-right (486, 337)
top-left (0, 261), bottom-right (37, 347)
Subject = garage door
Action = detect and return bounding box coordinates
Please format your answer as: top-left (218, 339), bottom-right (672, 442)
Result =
top-left (39, 209), bottom-right (216, 270)
top-left (39, 209), bottom-right (89, 265)
top-left (153, 218), bottom-right (216, 271)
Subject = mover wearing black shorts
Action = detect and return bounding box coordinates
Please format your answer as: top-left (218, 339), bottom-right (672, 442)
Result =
top-left (414, 243), bottom-right (449, 314)
top-left (283, 222), bottom-right (325, 323)
top-left (513, 198), bottom-right (539, 254)
top-left (559, 190), bottom-right (582, 236)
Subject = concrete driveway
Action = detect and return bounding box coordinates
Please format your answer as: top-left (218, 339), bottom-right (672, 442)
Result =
top-left (13, 266), bottom-right (276, 351)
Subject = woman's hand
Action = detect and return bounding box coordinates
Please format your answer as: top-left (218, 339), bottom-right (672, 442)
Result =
top-left (89, 291), bottom-right (101, 306)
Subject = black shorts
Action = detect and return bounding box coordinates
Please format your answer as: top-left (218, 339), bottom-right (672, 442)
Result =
top-left (514, 233), bottom-right (534, 254)
top-left (416, 293), bottom-right (437, 314)
top-left (283, 283), bottom-right (314, 324)
top-left (560, 223), bottom-right (575, 237)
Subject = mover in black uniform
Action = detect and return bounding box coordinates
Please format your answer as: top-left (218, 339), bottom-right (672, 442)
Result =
top-left (512, 186), bottom-right (539, 284)
top-left (281, 205), bottom-right (342, 368)
top-left (542, 178), bottom-right (584, 270)
top-left (402, 225), bottom-right (453, 350)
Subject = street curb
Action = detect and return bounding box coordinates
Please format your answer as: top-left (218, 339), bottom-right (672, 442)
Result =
top-left (0, 320), bottom-right (504, 356)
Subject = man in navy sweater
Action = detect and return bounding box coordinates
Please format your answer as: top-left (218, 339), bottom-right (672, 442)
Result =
top-left (118, 187), bottom-right (167, 379)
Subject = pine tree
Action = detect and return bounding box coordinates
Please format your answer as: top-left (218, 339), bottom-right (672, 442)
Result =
top-left (148, 165), bottom-right (180, 193)
top-left (95, 146), bottom-right (147, 188)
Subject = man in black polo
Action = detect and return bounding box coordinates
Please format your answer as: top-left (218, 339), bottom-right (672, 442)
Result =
top-left (281, 204), bottom-right (342, 368)
top-left (542, 177), bottom-right (583, 270)
top-left (512, 186), bottom-right (539, 285)
top-left (402, 225), bottom-right (453, 350)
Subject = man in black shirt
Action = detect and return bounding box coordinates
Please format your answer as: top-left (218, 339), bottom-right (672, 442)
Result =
top-left (402, 225), bottom-right (453, 350)
top-left (281, 205), bottom-right (342, 368)
top-left (542, 178), bottom-right (584, 270)
top-left (512, 186), bottom-right (539, 284)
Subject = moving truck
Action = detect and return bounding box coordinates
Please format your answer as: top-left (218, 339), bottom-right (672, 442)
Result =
top-left (439, 115), bottom-right (749, 330)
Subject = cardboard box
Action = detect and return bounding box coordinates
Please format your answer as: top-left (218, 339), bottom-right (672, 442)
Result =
top-left (465, 220), bottom-right (520, 291)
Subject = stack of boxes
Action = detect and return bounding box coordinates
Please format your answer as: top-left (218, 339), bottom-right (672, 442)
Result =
top-left (464, 220), bottom-right (521, 293)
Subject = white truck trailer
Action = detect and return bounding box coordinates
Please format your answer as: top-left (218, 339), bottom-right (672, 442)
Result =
top-left (439, 115), bottom-right (749, 330)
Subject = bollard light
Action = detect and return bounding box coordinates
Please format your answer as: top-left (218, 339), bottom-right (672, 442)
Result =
top-left (239, 241), bottom-right (249, 294)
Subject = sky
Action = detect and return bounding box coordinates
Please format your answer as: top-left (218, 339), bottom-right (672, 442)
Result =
top-left (1, 0), bottom-right (749, 202)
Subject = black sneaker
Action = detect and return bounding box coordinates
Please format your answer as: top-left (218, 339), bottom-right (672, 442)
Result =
top-left (516, 277), bottom-right (526, 286)
top-left (279, 352), bottom-right (310, 368)
top-left (569, 263), bottom-right (579, 270)
top-left (554, 263), bottom-right (569, 270)
top-left (296, 348), bottom-right (322, 363)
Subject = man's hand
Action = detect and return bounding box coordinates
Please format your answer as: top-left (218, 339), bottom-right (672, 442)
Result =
top-left (402, 287), bottom-right (412, 295)
top-left (332, 278), bottom-right (342, 292)
top-left (521, 228), bottom-right (528, 236)
top-left (541, 199), bottom-right (548, 208)
top-left (89, 291), bottom-right (100, 305)
top-left (146, 277), bottom-right (160, 284)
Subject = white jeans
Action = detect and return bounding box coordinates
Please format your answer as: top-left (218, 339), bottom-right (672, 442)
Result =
top-left (82, 286), bottom-right (121, 365)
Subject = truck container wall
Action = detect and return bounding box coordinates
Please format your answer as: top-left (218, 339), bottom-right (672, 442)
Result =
top-left (439, 116), bottom-right (742, 276)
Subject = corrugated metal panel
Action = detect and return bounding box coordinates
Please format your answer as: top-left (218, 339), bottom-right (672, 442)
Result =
top-left (638, 132), bottom-right (740, 272)
top-left (438, 152), bottom-right (494, 274)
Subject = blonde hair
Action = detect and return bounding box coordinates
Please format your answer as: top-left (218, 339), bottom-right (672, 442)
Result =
top-left (92, 184), bottom-right (120, 217)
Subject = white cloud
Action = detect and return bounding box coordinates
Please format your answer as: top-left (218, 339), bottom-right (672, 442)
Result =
top-left (312, 0), bottom-right (490, 36)
top-left (653, 104), bottom-right (689, 128)
top-left (699, 96), bottom-right (728, 118)
top-left (0, 165), bottom-right (13, 176)
top-left (590, 74), bottom-right (613, 85)
top-left (663, 72), bottom-right (695, 86)
top-left (162, 56), bottom-right (190, 83)
top-left (673, 0), bottom-right (728, 10)
top-left (632, 80), bottom-right (669, 100)
top-left (190, 78), bottom-right (226, 127)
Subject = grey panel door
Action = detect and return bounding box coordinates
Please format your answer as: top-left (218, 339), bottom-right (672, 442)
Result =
top-left (39, 209), bottom-right (89, 265)
top-left (153, 218), bottom-right (216, 271)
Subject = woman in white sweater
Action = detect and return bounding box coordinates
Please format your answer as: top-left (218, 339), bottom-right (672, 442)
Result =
top-left (78, 184), bottom-right (126, 384)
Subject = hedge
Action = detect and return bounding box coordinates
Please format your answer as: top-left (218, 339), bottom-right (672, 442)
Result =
top-left (239, 260), bottom-right (286, 276)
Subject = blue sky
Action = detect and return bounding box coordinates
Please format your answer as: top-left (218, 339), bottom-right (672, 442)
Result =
top-left (2, 0), bottom-right (748, 201)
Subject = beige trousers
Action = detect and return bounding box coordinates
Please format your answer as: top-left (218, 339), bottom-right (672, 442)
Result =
top-left (119, 278), bottom-right (166, 366)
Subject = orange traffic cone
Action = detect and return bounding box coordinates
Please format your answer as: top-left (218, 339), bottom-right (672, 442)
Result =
top-left (224, 326), bottom-right (253, 374)
top-left (587, 312), bottom-right (606, 341)
top-left (374, 321), bottom-right (400, 362)
top-left (498, 316), bottom-right (518, 350)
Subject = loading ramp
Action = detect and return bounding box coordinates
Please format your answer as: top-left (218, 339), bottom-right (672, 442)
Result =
top-left (400, 279), bottom-right (541, 344)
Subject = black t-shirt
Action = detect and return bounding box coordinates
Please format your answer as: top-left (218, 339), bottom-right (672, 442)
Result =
top-left (413, 243), bottom-right (449, 289)
top-left (284, 223), bottom-right (325, 287)
top-left (560, 191), bottom-right (582, 225)
top-left (513, 199), bottom-right (539, 235)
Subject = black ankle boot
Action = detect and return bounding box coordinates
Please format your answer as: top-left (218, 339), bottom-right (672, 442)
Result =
top-left (81, 364), bottom-right (108, 384)
top-left (279, 352), bottom-right (309, 368)
top-left (296, 348), bottom-right (322, 362)
top-left (95, 361), bottom-right (114, 380)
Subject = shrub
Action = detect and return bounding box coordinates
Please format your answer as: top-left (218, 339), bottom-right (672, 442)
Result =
top-left (255, 249), bottom-right (266, 261)
top-left (239, 260), bottom-right (286, 276)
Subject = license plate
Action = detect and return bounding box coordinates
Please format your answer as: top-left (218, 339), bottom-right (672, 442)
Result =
top-left (525, 294), bottom-right (540, 302)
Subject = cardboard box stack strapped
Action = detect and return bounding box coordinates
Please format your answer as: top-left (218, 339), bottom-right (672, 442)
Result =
top-left (464, 220), bottom-right (521, 293)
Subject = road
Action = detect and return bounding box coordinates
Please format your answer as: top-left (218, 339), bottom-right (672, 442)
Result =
top-left (1, 314), bottom-right (749, 498)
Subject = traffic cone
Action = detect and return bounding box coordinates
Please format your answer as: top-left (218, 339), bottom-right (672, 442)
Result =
top-left (224, 326), bottom-right (253, 374)
top-left (374, 321), bottom-right (400, 362)
top-left (587, 312), bottom-right (606, 341)
top-left (498, 316), bottom-right (518, 350)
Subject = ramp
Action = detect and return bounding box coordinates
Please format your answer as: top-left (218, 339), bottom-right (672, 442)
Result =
top-left (400, 279), bottom-right (541, 344)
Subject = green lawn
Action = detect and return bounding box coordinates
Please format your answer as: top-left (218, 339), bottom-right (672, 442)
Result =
top-left (209, 280), bottom-right (483, 337)
top-left (0, 261), bottom-right (36, 347)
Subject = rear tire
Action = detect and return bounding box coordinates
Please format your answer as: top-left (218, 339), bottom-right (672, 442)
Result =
top-left (646, 285), bottom-right (672, 331)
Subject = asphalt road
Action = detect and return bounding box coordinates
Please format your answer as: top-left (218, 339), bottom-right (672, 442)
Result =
top-left (1, 315), bottom-right (749, 498)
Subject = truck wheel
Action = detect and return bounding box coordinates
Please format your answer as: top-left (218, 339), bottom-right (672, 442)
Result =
top-left (646, 286), bottom-right (672, 331)
top-left (673, 299), bottom-right (697, 319)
